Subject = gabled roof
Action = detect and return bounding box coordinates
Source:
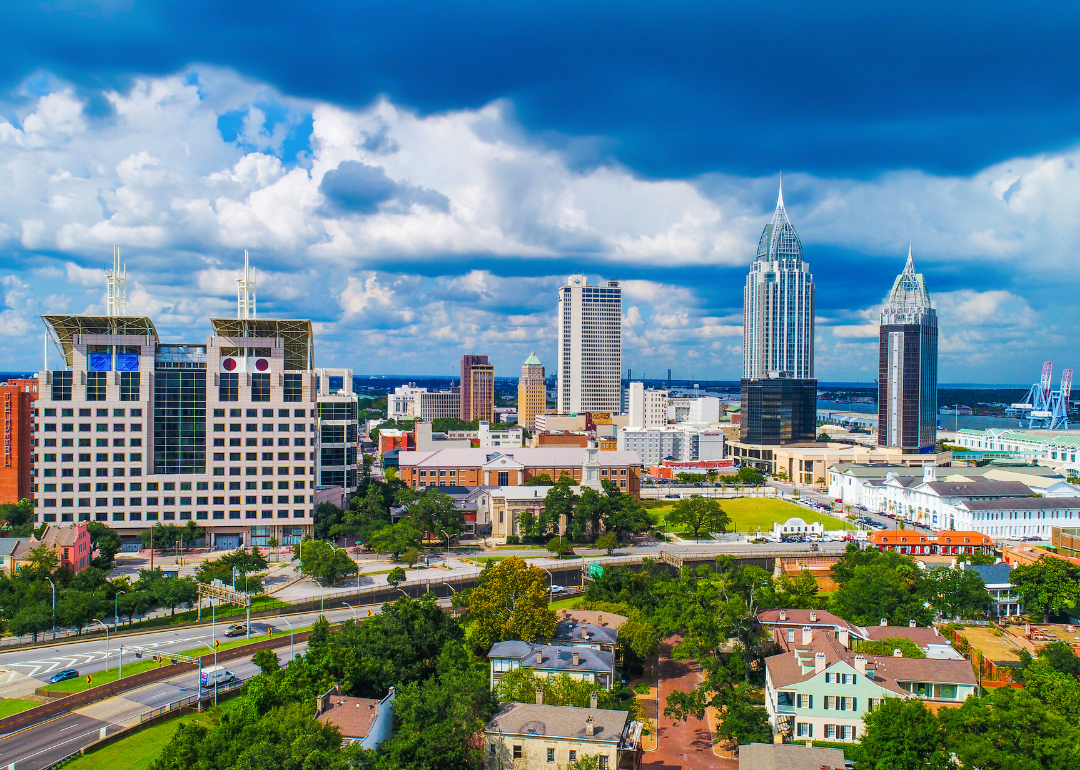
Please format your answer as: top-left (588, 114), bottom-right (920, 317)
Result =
top-left (487, 641), bottom-right (614, 674)
top-left (739, 743), bottom-right (845, 770)
top-left (957, 497), bottom-right (1080, 511)
top-left (967, 563), bottom-right (1014, 586)
top-left (829, 464), bottom-right (918, 478)
top-left (918, 480), bottom-right (1033, 497)
top-left (0, 537), bottom-right (30, 557)
top-left (484, 703), bottom-right (628, 743)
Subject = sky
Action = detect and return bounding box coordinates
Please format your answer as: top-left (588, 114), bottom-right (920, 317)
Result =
top-left (1, 2), bottom-right (1079, 385)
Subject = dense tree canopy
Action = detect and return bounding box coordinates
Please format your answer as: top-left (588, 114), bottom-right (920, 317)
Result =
top-left (1011, 557), bottom-right (1080, 623)
top-left (467, 557), bottom-right (556, 652)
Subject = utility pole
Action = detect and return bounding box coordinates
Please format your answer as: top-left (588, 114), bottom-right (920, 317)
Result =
top-left (150, 526), bottom-right (154, 571)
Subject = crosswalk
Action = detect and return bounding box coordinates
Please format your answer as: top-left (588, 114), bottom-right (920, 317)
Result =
top-left (0, 637), bottom-right (195, 682)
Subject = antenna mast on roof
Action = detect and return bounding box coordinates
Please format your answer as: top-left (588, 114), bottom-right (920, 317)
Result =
top-left (237, 250), bottom-right (256, 320)
top-left (105, 245), bottom-right (127, 318)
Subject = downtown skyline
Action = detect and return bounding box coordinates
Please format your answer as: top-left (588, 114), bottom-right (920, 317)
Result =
top-left (0, 4), bottom-right (1077, 384)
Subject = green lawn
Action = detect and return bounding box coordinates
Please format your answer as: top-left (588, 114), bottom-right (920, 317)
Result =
top-left (549, 597), bottom-right (583, 612)
top-left (42, 660), bottom-right (162, 692)
top-left (0, 699), bottom-right (38, 718)
top-left (116, 595), bottom-right (289, 633)
top-left (66, 700), bottom-right (240, 770)
top-left (648, 497), bottom-right (848, 533)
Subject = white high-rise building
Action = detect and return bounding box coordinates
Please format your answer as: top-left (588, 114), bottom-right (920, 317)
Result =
top-left (626, 382), bottom-right (668, 429)
top-left (556, 275), bottom-right (622, 414)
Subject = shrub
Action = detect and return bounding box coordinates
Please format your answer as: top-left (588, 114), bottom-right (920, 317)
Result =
top-left (505, 535), bottom-right (520, 545)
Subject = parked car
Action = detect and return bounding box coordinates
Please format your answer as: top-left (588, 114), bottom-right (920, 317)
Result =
top-left (47, 669), bottom-right (79, 684)
top-left (224, 624), bottom-right (248, 638)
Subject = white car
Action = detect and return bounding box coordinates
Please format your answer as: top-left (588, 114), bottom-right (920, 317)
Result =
top-left (549, 585), bottom-right (567, 595)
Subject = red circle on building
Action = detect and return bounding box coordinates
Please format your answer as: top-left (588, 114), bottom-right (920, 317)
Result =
top-left (222, 357), bottom-right (237, 371)
top-left (255, 358), bottom-right (269, 371)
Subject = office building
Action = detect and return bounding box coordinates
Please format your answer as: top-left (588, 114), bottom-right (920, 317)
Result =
top-left (414, 389), bottom-right (461, 420)
top-left (389, 384), bottom-right (427, 419)
top-left (878, 248), bottom-right (938, 453)
top-left (0, 380), bottom-right (38, 504)
top-left (741, 181), bottom-right (816, 445)
top-left (517, 352), bottom-right (546, 431)
top-left (557, 275), bottom-right (622, 414)
top-left (461, 354), bottom-right (494, 423)
top-left (618, 425), bottom-right (725, 467)
top-left (33, 257), bottom-right (356, 549)
top-left (626, 382), bottom-right (668, 429)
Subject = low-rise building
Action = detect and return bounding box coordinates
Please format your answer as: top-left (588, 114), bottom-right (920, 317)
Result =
top-left (315, 685), bottom-right (394, 748)
top-left (488, 641), bottom-right (616, 691)
top-left (759, 609), bottom-right (961, 660)
top-left (950, 428), bottom-right (1080, 473)
top-left (0, 537), bottom-right (32, 577)
top-left (738, 742), bottom-right (845, 770)
top-left (764, 627), bottom-right (976, 743)
top-left (40, 523), bottom-right (93, 573)
top-left (967, 563), bottom-right (1022, 617)
top-left (483, 701), bottom-right (641, 770)
top-left (954, 497), bottom-right (1080, 540)
top-left (551, 609), bottom-right (625, 659)
top-left (866, 530), bottom-right (994, 556)
top-left (617, 425), bottom-right (725, 466)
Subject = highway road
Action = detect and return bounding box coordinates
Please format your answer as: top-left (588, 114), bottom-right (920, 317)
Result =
top-left (0, 651), bottom-right (298, 770)
top-left (0, 607), bottom-right (362, 701)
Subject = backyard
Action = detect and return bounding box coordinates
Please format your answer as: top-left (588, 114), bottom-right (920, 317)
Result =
top-left (644, 496), bottom-right (848, 535)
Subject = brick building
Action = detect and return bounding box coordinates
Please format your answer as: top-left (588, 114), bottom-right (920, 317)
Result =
top-left (461, 354), bottom-right (494, 423)
top-left (0, 381), bottom-right (37, 505)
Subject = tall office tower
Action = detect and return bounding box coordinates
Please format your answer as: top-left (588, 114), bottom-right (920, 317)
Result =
top-left (556, 275), bottom-right (622, 414)
top-left (878, 248), bottom-right (938, 452)
top-left (461, 354), bottom-right (494, 422)
top-left (740, 181), bottom-right (817, 444)
top-left (517, 352), bottom-right (546, 431)
top-left (626, 381), bottom-right (668, 429)
top-left (0, 381), bottom-right (38, 504)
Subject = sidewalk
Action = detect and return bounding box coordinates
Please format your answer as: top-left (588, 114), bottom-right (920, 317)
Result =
top-left (642, 636), bottom-right (737, 770)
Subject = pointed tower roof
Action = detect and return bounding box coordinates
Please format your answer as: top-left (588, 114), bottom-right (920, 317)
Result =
top-left (756, 176), bottom-right (802, 262)
top-left (881, 247), bottom-right (933, 324)
top-left (523, 351), bottom-right (542, 366)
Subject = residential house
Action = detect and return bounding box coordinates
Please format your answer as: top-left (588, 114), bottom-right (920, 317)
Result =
top-left (764, 628), bottom-right (977, 743)
top-left (314, 685), bottom-right (395, 749)
top-left (40, 523), bottom-right (94, 573)
top-left (0, 537), bottom-right (31, 577)
top-left (758, 610), bottom-right (961, 660)
top-left (967, 563), bottom-right (1022, 617)
top-left (738, 742), bottom-right (845, 770)
top-left (551, 609), bottom-right (625, 662)
top-left (484, 700), bottom-right (641, 770)
top-left (488, 641), bottom-right (616, 691)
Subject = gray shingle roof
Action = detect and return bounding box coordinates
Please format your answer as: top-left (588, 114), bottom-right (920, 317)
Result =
top-left (957, 497), bottom-right (1080, 511)
top-left (968, 563), bottom-right (1013, 586)
top-left (921, 480), bottom-right (1033, 497)
top-left (484, 703), bottom-right (628, 743)
top-left (488, 641), bottom-right (614, 673)
top-left (738, 742), bottom-right (846, 770)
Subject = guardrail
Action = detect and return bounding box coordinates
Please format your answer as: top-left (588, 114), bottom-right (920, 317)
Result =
top-left (140, 678), bottom-right (247, 722)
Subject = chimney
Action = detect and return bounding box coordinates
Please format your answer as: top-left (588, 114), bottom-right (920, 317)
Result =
top-left (814, 652), bottom-right (826, 674)
top-left (838, 629), bottom-right (849, 649)
top-left (879, 618), bottom-right (888, 626)
top-left (809, 611), bottom-right (818, 622)
top-left (585, 716), bottom-right (595, 737)
top-left (597, 615), bottom-right (604, 627)
top-left (909, 620), bottom-right (916, 628)
top-left (853, 655), bottom-right (867, 675)
top-left (779, 610), bottom-right (787, 621)
top-left (893, 648), bottom-right (903, 657)
top-left (590, 691), bottom-right (598, 709)
top-left (802, 626), bottom-right (813, 644)
top-left (536, 651), bottom-right (543, 665)
top-left (933, 627), bottom-right (939, 637)
top-left (959, 561), bottom-right (966, 571)
top-left (572, 651), bottom-right (581, 666)
top-left (536, 688), bottom-right (544, 705)
top-left (923, 463), bottom-right (936, 483)
top-left (563, 609), bottom-right (569, 618)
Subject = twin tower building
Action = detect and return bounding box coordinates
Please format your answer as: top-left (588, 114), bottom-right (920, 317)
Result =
top-left (741, 182), bottom-right (938, 453)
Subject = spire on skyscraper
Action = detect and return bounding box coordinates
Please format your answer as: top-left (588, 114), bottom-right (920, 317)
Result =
top-left (756, 176), bottom-right (802, 262)
top-left (882, 247), bottom-right (932, 322)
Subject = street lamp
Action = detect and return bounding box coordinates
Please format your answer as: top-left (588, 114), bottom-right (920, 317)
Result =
top-left (90, 619), bottom-right (109, 672)
top-left (342, 601), bottom-right (358, 621)
top-left (440, 529), bottom-right (451, 561)
top-left (194, 640), bottom-right (219, 705)
top-left (280, 617), bottom-right (296, 661)
top-left (313, 578), bottom-right (326, 616)
top-left (114, 590), bottom-right (126, 628)
top-left (45, 577), bottom-right (56, 638)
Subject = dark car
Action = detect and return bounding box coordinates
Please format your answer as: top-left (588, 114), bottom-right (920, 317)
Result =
top-left (223, 624), bottom-right (248, 638)
top-left (47, 669), bottom-right (79, 684)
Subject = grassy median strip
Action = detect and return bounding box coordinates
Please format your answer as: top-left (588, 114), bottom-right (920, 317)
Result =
top-left (0, 698), bottom-right (39, 718)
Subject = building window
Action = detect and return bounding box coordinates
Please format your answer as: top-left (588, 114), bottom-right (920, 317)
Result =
top-left (547, 747), bottom-right (555, 762)
top-left (498, 471), bottom-right (509, 486)
top-left (219, 372), bottom-right (239, 402)
top-left (569, 750), bottom-right (576, 762)
top-left (284, 373), bottom-right (303, 403)
top-left (51, 371), bottom-right (72, 401)
top-left (598, 757), bottom-right (608, 770)
top-left (86, 371), bottom-right (107, 401)
top-left (119, 371), bottom-right (141, 401)
top-left (797, 722), bottom-right (812, 738)
top-left (513, 746), bottom-right (522, 760)
top-left (251, 373), bottom-right (271, 402)
top-left (153, 370), bottom-right (206, 475)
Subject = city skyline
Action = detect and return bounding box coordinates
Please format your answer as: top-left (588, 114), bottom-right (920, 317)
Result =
top-left (2, 8), bottom-right (1079, 384)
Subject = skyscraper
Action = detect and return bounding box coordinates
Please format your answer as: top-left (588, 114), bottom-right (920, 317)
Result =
top-left (517, 352), bottom-right (546, 431)
top-left (460, 354), bottom-right (494, 422)
top-left (878, 248), bottom-right (938, 452)
top-left (557, 275), bottom-right (622, 414)
top-left (740, 181), bottom-right (817, 445)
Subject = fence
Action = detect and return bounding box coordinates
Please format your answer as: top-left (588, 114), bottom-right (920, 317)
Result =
top-left (139, 678), bottom-right (247, 722)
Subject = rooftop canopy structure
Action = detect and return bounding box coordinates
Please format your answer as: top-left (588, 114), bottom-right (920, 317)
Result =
top-left (210, 318), bottom-right (314, 371)
top-left (42, 315), bottom-right (159, 368)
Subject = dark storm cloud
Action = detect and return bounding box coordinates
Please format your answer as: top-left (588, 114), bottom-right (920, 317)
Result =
top-left (318, 160), bottom-right (450, 216)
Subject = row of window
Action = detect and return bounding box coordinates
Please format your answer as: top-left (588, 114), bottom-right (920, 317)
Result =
top-left (42, 480), bottom-right (209, 492)
top-left (41, 510), bottom-right (310, 523)
top-left (210, 436), bottom-right (307, 447)
top-left (43, 479), bottom-right (307, 493)
top-left (42, 465), bottom-right (142, 477)
top-left (42, 423), bottom-right (143, 432)
top-left (211, 466), bottom-right (312, 477)
top-left (41, 438), bottom-right (138, 448)
top-left (41, 494), bottom-right (310, 508)
top-left (795, 723), bottom-right (857, 740)
top-left (42, 451), bottom-right (142, 463)
top-left (213, 423), bottom-right (311, 432)
top-left (493, 745), bottom-right (606, 767)
top-left (42, 408), bottom-right (143, 417)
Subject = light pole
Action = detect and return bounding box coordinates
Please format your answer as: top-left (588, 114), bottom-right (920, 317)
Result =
top-left (280, 617), bottom-right (296, 661)
top-left (114, 590), bottom-right (126, 627)
top-left (45, 577), bottom-right (56, 638)
top-left (313, 578), bottom-right (326, 616)
top-left (342, 601), bottom-right (358, 620)
top-left (440, 529), bottom-right (450, 561)
top-left (90, 619), bottom-right (109, 672)
top-left (194, 640), bottom-right (219, 705)
top-left (395, 587), bottom-right (409, 599)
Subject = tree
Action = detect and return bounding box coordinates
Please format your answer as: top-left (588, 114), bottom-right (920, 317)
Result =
top-left (774, 569), bottom-right (823, 609)
top-left (714, 684), bottom-right (772, 748)
top-left (403, 489), bottom-right (464, 540)
top-left (152, 577), bottom-right (199, 616)
top-left (546, 536), bottom-right (572, 558)
top-left (495, 668), bottom-right (620, 709)
top-left (735, 466), bottom-right (765, 486)
top-left (596, 531), bottom-right (619, 555)
top-left (600, 481), bottom-right (654, 539)
top-left (387, 567), bottom-right (407, 588)
top-left (339, 483), bottom-right (391, 543)
top-left (857, 698), bottom-right (950, 770)
top-left (829, 545), bottom-right (933, 627)
top-left (21, 541), bottom-right (59, 578)
top-left (139, 523), bottom-right (184, 551)
top-left (403, 547), bottom-right (421, 568)
top-left (86, 521), bottom-right (122, 565)
top-left (666, 496), bottom-right (730, 539)
top-left (542, 478), bottom-right (578, 538)
top-left (10, 602), bottom-right (53, 641)
top-left (563, 757), bottom-right (602, 770)
top-left (1011, 557), bottom-right (1080, 622)
top-left (918, 565), bottom-right (992, 619)
top-left (1021, 656), bottom-right (1080, 721)
top-left (468, 557), bottom-right (557, 651)
top-left (296, 540), bottom-right (358, 585)
top-left (252, 648), bottom-right (280, 675)
top-left (368, 521), bottom-right (422, 561)
top-left (267, 536), bottom-right (279, 561)
top-left (525, 474), bottom-right (554, 486)
top-left (0, 499), bottom-right (36, 535)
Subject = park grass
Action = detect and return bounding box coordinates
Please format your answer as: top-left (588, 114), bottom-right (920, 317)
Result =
top-left (648, 497), bottom-right (848, 533)
top-left (65, 700), bottom-right (241, 770)
top-left (549, 597), bottom-right (583, 612)
top-left (0, 698), bottom-right (38, 718)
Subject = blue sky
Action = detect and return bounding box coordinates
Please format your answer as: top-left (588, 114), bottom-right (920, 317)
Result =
top-left (0, 1), bottom-right (1078, 384)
